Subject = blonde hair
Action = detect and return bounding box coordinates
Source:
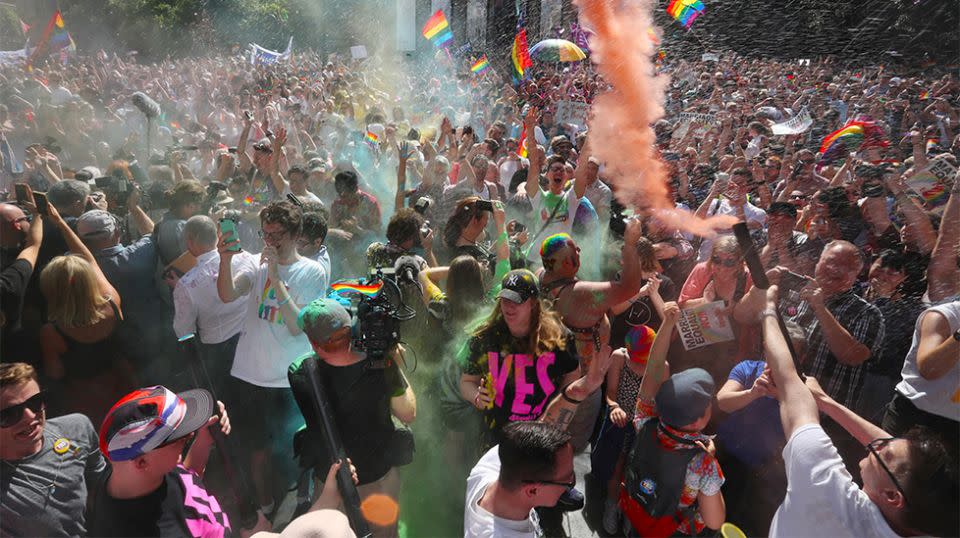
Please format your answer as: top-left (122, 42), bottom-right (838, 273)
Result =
top-left (472, 298), bottom-right (568, 356)
top-left (40, 255), bottom-right (109, 328)
top-left (0, 362), bottom-right (37, 389)
top-left (710, 235), bottom-right (741, 259)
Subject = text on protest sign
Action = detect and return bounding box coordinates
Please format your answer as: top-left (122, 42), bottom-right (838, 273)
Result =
top-left (556, 101), bottom-right (591, 129)
top-left (673, 112), bottom-right (717, 140)
top-left (677, 301), bottom-right (736, 351)
top-left (906, 157), bottom-right (957, 209)
top-left (350, 45), bottom-right (368, 60)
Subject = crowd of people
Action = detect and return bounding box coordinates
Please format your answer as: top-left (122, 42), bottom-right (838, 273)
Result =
top-left (1, 41), bottom-right (959, 538)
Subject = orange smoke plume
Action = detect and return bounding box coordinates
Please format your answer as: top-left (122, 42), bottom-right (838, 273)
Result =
top-left (576, 0), bottom-right (735, 236)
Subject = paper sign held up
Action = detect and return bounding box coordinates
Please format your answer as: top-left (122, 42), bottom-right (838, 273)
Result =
top-left (350, 46), bottom-right (368, 60)
top-left (677, 301), bottom-right (736, 351)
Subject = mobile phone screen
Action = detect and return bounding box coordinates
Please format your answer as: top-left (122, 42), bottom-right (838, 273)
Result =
top-left (219, 219), bottom-right (242, 252)
top-left (34, 193), bottom-right (49, 215)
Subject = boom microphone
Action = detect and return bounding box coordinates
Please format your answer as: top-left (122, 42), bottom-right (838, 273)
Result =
top-left (394, 256), bottom-right (421, 284)
top-left (131, 92), bottom-right (161, 118)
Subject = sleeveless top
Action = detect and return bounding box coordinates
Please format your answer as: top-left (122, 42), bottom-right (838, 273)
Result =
top-left (53, 300), bottom-right (125, 380)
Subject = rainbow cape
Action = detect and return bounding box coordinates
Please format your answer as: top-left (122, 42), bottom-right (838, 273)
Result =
top-left (818, 120), bottom-right (887, 164)
top-left (470, 55), bottom-right (490, 74)
top-left (422, 10), bottom-right (453, 48)
top-left (666, 0), bottom-right (705, 29)
top-left (511, 15), bottom-right (534, 85)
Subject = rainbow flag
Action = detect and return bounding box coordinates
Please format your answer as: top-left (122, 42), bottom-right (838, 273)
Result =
top-left (422, 10), bottom-right (453, 48)
top-left (919, 90), bottom-right (931, 100)
top-left (331, 281), bottom-right (383, 297)
top-left (666, 0), bottom-right (705, 29)
top-left (818, 120), bottom-right (887, 164)
top-left (27, 10), bottom-right (75, 68)
top-left (511, 15), bottom-right (534, 85)
top-left (470, 55), bottom-right (490, 74)
top-left (365, 130), bottom-right (379, 146)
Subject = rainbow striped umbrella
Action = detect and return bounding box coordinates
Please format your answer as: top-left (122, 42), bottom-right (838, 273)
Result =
top-left (529, 39), bottom-right (587, 63)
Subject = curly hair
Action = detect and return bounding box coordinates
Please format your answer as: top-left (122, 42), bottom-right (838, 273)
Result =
top-left (165, 180), bottom-right (206, 211)
top-left (259, 200), bottom-right (303, 237)
top-left (386, 208), bottom-right (424, 245)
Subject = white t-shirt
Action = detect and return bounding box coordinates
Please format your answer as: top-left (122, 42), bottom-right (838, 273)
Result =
top-left (526, 188), bottom-right (581, 263)
top-left (464, 447), bottom-right (542, 538)
top-left (769, 423), bottom-right (899, 538)
top-left (230, 256), bottom-right (329, 387)
top-left (499, 158), bottom-right (528, 192)
top-left (896, 300), bottom-right (960, 421)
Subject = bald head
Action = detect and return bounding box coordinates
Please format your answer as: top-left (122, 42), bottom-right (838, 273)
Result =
top-left (815, 240), bottom-right (863, 295)
top-left (0, 203), bottom-right (28, 248)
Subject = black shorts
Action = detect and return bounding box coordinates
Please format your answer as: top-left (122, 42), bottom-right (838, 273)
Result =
top-left (226, 377), bottom-right (301, 454)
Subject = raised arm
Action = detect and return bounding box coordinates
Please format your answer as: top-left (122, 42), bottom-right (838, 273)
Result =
top-left (927, 173), bottom-right (960, 302)
top-left (269, 127), bottom-right (290, 194)
top-left (523, 108), bottom-right (540, 198)
top-left (760, 286), bottom-right (819, 438)
top-left (914, 309), bottom-right (960, 381)
top-left (572, 137), bottom-right (593, 199)
top-left (886, 171), bottom-right (936, 254)
top-left (48, 204), bottom-right (119, 305)
top-left (636, 302), bottom-right (680, 408)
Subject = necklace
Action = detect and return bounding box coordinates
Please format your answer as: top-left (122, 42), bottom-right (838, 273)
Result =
top-left (2, 434), bottom-right (66, 502)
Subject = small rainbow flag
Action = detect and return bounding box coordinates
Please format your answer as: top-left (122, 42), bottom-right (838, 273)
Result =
top-left (365, 130), bottom-right (379, 146)
top-left (666, 0), bottom-right (705, 29)
top-left (919, 90), bottom-right (931, 100)
top-left (243, 195), bottom-right (255, 206)
top-left (331, 281), bottom-right (383, 297)
top-left (470, 55), bottom-right (490, 74)
top-left (511, 15), bottom-right (534, 85)
top-left (422, 10), bottom-right (453, 48)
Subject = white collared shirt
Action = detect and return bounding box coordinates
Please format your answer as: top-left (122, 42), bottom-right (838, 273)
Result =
top-left (173, 249), bottom-right (257, 344)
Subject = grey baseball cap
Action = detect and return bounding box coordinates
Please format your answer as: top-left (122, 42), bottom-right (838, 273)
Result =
top-left (655, 368), bottom-right (715, 428)
top-left (298, 299), bottom-right (353, 345)
top-left (76, 210), bottom-right (117, 239)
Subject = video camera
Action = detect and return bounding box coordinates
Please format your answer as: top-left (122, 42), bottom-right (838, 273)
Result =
top-left (328, 256), bottom-right (420, 364)
top-left (149, 144), bottom-right (200, 166)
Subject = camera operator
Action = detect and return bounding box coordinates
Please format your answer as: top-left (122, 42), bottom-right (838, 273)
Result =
top-left (288, 298), bottom-right (416, 537)
top-left (366, 208), bottom-right (435, 271)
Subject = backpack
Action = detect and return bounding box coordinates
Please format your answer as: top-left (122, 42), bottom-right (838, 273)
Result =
top-left (621, 418), bottom-right (703, 537)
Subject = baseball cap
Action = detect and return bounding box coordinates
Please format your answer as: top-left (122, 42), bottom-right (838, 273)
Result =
top-left (655, 368), bottom-right (715, 428)
top-left (298, 298), bottom-right (353, 345)
top-left (498, 269), bottom-right (540, 304)
top-left (76, 210), bottom-right (117, 239)
top-left (624, 325), bottom-right (657, 365)
top-left (74, 166), bottom-right (102, 182)
top-left (99, 386), bottom-right (214, 462)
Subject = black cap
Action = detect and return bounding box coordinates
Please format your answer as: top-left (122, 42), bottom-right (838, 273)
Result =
top-left (498, 269), bottom-right (540, 304)
top-left (655, 368), bottom-right (715, 428)
top-left (768, 201), bottom-right (798, 218)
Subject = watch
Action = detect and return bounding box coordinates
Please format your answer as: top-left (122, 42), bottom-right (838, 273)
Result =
top-left (953, 328), bottom-right (960, 342)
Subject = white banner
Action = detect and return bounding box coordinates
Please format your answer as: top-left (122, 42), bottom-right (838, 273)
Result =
top-left (701, 52), bottom-right (720, 62)
top-left (674, 112), bottom-right (716, 139)
top-left (249, 37), bottom-right (292, 65)
top-left (677, 301), bottom-right (736, 351)
top-left (770, 107), bottom-right (813, 136)
top-left (0, 47), bottom-right (31, 65)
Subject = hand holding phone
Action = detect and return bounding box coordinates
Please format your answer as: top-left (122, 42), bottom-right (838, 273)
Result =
top-left (219, 218), bottom-right (242, 253)
top-left (34, 192), bottom-right (49, 216)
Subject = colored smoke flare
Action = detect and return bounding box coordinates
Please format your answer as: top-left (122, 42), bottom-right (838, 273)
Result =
top-left (575, 0), bottom-right (735, 237)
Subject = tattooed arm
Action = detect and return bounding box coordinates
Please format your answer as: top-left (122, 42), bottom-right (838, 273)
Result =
top-left (539, 345), bottom-right (613, 431)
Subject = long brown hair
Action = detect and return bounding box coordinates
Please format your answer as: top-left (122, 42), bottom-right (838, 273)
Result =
top-left (471, 297), bottom-right (568, 356)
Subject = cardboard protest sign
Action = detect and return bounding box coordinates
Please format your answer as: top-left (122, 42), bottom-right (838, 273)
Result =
top-left (906, 157), bottom-right (957, 209)
top-left (677, 301), bottom-right (736, 351)
top-left (702, 53), bottom-right (720, 62)
top-left (556, 100), bottom-right (591, 130)
top-left (770, 107), bottom-right (813, 135)
top-left (350, 45), bottom-right (368, 60)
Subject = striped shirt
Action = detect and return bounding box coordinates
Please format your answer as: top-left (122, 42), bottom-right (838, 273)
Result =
top-left (790, 289), bottom-right (885, 409)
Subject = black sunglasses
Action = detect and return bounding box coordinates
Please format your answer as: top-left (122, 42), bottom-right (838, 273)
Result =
top-left (711, 255), bottom-right (740, 268)
top-left (0, 391), bottom-right (45, 428)
top-left (522, 476), bottom-right (576, 489)
top-left (866, 438), bottom-right (907, 503)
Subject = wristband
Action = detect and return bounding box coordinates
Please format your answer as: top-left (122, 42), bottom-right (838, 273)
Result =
top-left (760, 308), bottom-right (778, 320)
top-left (278, 296), bottom-right (291, 306)
top-left (497, 231), bottom-right (509, 243)
top-left (561, 384), bottom-right (583, 405)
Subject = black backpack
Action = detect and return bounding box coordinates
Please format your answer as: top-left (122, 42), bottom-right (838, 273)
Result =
top-left (624, 418), bottom-right (703, 519)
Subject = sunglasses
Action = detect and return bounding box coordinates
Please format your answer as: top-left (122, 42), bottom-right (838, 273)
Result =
top-left (866, 438), bottom-right (907, 503)
top-left (522, 476), bottom-right (576, 489)
top-left (790, 194), bottom-right (809, 200)
top-left (0, 391), bottom-right (45, 428)
top-left (711, 255), bottom-right (740, 268)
